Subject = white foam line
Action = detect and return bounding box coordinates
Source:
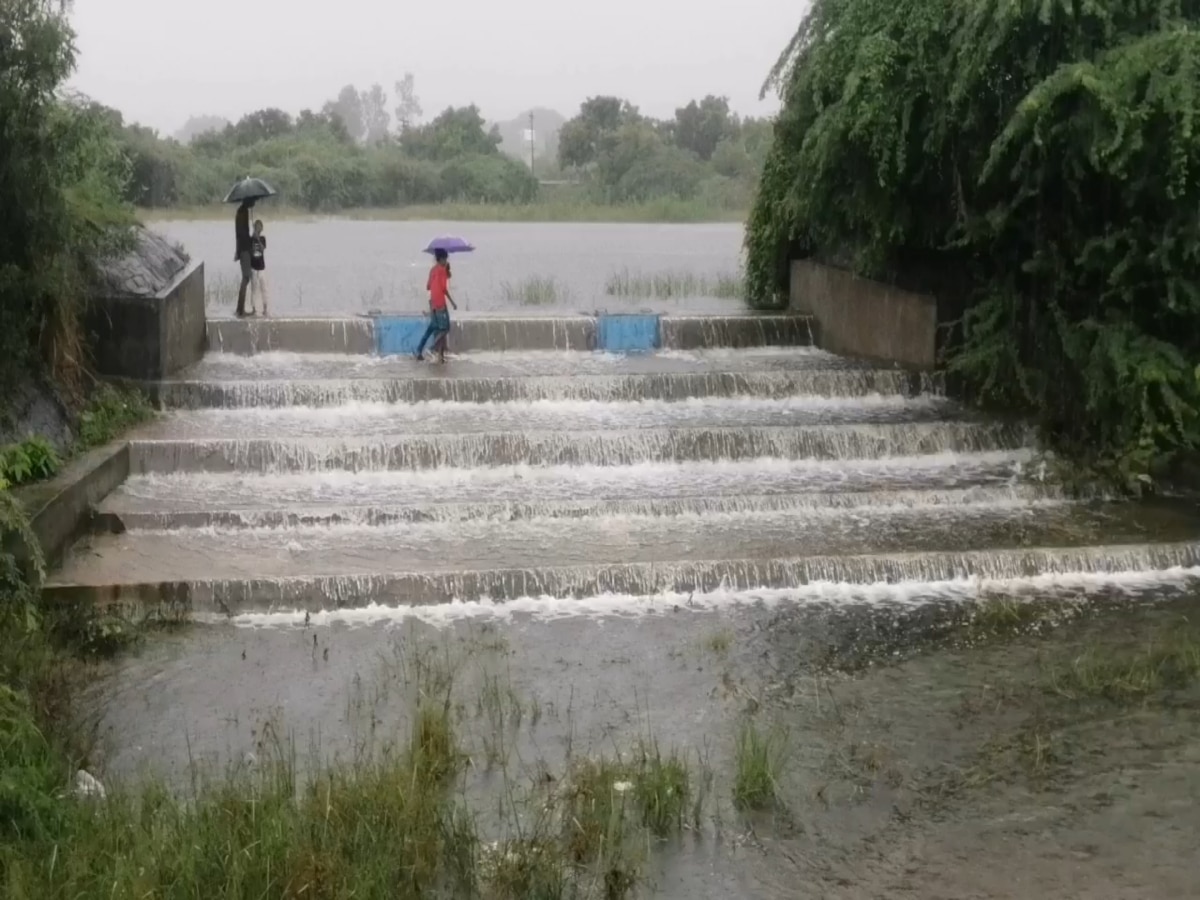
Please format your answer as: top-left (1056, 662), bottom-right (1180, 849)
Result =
top-left (121, 450), bottom-right (1040, 492)
top-left (218, 566), bottom-right (1200, 629)
top-left (159, 393), bottom-right (945, 422)
top-left (130, 496), bottom-right (1071, 537)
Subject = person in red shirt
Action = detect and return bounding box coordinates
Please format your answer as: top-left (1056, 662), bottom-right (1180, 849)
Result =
top-left (415, 249), bottom-right (457, 362)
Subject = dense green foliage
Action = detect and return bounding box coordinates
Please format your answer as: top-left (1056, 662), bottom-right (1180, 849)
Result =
top-left (0, 0), bottom-right (133, 394)
top-left (73, 384), bottom-right (153, 452)
top-left (557, 94), bottom-right (771, 210)
top-left (114, 85), bottom-right (770, 215)
top-left (0, 439), bottom-right (60, 488)
top-left (747, 0), bottom-right (1200, 482)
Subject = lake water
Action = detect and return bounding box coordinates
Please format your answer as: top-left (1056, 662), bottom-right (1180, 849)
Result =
top-left (151, 219), bottom-right (747, 316)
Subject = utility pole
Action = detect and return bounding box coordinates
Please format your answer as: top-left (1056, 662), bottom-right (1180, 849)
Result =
top-left (528, 110), bottom-right (536, 176)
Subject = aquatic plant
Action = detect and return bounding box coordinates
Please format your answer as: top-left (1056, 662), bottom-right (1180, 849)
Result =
top-left (732, 718), bottom-right (790, 810)
top-left (605, 268), bottom-right (744, 300)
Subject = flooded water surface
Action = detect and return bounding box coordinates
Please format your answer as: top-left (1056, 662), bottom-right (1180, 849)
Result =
top-left (152, 219), bottom-right (746, 315)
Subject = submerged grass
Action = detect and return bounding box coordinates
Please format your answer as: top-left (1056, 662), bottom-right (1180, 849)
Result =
top-left (0, 627), bottom-right (706, 899)
top-left (1045, 626), bottom-right (1200, 703)
top-left (499, 275), bottom-right (574, 307)
top-left (604, 268), bottom-right (745, 301)
top-left (733, 719), bottom-right (790, 811)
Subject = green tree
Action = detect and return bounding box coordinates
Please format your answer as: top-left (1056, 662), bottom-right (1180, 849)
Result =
top-left (361, 83), bottom-right (390, 145)
top-left (746, 0), bottom-right (1200, 482)
top-left (0, 0), bottom-right (132, 393)
top-left (672, 95), bottom-right (736, 161)
top-left (323, 84), bottom-right (365, 143)
top-left (394, 72), bottom-right (422, 133)
top-left (557, 96), bottom-right (639, 169)
top-left (228, 108), bottom-right (294, 145)
top-left (403, 105), bottom-right (500, 162)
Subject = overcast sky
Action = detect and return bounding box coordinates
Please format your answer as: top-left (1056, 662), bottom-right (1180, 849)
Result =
top-left (66, 0), bottom-right (802, 135)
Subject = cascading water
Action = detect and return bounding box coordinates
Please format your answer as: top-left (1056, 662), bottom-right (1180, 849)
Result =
top-left (47, 319), bottom-right (1200, 615)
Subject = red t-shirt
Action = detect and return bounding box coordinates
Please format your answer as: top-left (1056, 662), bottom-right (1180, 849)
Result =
top-left (427, 264), bottom-right (449, 310)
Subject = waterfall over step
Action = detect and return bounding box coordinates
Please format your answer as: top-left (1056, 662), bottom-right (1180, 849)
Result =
top-left (47, 315), bottom-right (1200, 617)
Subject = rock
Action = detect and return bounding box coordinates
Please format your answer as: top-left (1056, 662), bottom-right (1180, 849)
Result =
top-left (72, 769), bottom-right (106, 800)
top-left (0, 376), bottom-right (73, 456)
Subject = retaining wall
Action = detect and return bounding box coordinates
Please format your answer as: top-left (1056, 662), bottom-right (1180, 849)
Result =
top-left (790, 259), bottom-right (937, 369)
top-left (8, 443), bottom-right (129, 570)
top-left (86, 261), bottom-right (207, 380)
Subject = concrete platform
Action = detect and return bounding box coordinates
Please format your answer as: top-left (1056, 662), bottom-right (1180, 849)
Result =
top-left (205, 313), bottom-right (815, 355)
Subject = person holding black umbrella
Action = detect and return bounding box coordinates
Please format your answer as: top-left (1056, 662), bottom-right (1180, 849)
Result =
top-left (233, 199), bottom-right (254, 317)
top-left (223, 177), bottom-right (278, 318)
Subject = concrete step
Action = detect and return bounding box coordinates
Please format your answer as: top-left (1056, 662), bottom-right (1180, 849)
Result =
top-left (129, 396), bottom-right (967, 443)
top-left (204, 313), bottom-right (815, 355)
top-left (123, 422), bottom-right (1033, 474)
top-left (101, 451), bottom-right (1048, 524)
top-left (44, 523), bottom-right (1200, 613)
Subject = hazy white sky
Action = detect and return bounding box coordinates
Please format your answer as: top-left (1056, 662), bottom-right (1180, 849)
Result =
top-left (67, 0), bottom-right (803, 135)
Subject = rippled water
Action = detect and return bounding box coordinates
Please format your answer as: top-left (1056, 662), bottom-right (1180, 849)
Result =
top-left (152, 219), bottom-right (746, 315)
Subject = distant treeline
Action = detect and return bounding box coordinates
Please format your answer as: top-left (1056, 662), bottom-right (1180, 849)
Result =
top-left (107, 80), bottom-right (771, 213)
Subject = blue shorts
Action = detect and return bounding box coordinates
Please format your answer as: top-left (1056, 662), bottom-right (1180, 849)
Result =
top-left (430, 308), bottom-right (450, 332)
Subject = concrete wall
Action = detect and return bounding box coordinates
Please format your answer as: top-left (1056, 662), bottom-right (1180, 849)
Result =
top-left (8, 443), bottom-right (129, 570)
top-left (790, 259), bottom-right (937, 369)
top-left (86, 261), bottom-right (206, 380)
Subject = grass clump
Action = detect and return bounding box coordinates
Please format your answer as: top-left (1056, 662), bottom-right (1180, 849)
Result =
top-left (482, 839), bottom-right (569, 900)
top-left (74, 384), bottom-right (153, 451)
top-left (702, 629), bottom-right (732, 657)
top-left (733, 718), bottom-right (790, 810)
top-left (631, 741), bottom-right (690, 838)
top-left (499, 275), bottom-right (573, 307)
top-left (0, 701), bottom-right (476, 898)
top-left (1046, 626), bottom-right (1200, 703)
top-left (604, 268), bottom-right (744, 301)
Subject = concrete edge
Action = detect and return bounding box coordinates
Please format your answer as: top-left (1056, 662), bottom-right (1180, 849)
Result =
top-left (203, 312), bottom-right (817, 355)
top-left (154, 258), bottom-right (204, 301)
top-left (10, 442), bottom-right (130, 570)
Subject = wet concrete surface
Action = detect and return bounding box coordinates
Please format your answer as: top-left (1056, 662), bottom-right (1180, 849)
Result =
top-left (80, 582), bottom-right (1200, 898)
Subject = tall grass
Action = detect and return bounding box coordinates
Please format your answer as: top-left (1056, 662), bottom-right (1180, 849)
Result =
top-left (732, 719), bottom-right (790, 810)
top-left (605, 268), bottom-right (745, 301)
top-left (499, 275), bottom-right (574, 307)
top-left (0, 645), bottom-right (698, 899)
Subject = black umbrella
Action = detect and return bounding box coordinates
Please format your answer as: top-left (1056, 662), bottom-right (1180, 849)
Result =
top-left (223, 176), bottom-right (277, 204)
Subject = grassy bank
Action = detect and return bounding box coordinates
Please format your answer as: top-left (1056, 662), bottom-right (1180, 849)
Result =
top-left (0, 615), bottom-right (710, 898)
top-left (138, 199), bottom-right (747, 225)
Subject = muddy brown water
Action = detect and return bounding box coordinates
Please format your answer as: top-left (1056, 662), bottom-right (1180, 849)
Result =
top-left (82, 584), bottom-right (1200, 899)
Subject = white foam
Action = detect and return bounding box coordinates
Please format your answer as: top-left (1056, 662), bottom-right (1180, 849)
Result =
top-left (161, 393), bottom-right (943, 425)
top-left (121, 449), bottom-right (1038, 494)
top-left (219, 566), bottom-right (1200, 629)
top-left (131, 494), bottom-right (1070, 538)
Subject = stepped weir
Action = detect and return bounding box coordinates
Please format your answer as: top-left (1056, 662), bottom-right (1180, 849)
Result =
top-left (46, 311), bottom-right (1200, 617)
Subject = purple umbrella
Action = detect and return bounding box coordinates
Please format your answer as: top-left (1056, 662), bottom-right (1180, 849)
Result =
top-left (424, 236), bottom-right (475, 255)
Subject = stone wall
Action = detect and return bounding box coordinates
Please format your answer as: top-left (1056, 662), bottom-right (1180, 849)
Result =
top-left (85, 229), bottom-right (206, 381)
top-left (790, 259), bottom-right (938, 369)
